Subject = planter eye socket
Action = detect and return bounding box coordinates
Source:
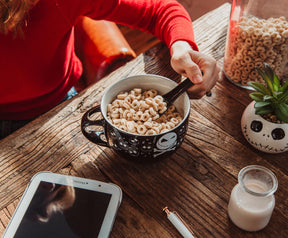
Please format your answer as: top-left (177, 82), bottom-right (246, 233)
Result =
top-left (271, 128), bottom-right (285, 140)
top-left (251, 120), bottom-right (263, 132)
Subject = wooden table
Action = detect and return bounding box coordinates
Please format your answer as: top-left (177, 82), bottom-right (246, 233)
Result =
top-left (1, 3), bottom-right (287, 237)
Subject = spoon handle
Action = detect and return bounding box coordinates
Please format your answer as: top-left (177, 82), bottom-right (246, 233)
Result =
top-left (162, 78), bottom-right (193, 106)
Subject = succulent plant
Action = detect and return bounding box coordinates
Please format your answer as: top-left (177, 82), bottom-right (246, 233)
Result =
top-left (248, 63), bottom-right (288, 123)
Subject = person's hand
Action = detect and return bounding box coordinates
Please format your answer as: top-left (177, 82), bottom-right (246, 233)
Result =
top-left (170, 40), bottom-right (221, 99)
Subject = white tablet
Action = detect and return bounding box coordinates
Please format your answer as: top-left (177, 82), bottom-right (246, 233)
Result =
top-left (3, 172), bottom-right (122, 238)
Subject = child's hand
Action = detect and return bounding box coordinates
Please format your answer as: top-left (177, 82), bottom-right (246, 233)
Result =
top-left (170, 40), bottom-right (221, 99)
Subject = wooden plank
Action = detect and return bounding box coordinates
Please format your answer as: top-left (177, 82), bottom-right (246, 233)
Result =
top-left (192, 2), bottom-right (288, 168)
top-left (81, 130), bottom-right (288, 237)
top-left (1, 3), bottom-right (287, 237)
top-left (0, 43), bottom-right (177, 211)
top-left (0, 155), bottom-right (174, 237)
top-left (59, 156), bottom-right (176, 238)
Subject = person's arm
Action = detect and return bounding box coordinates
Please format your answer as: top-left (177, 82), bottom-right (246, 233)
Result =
top-left (84, 0), bottom-right (220, 97)
top-left (170, 40), bottom-right (220, 99)
top-left (87, 0), bottom-right (198, 51)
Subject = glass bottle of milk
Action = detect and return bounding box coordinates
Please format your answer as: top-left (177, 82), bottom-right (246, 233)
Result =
top-left (228, 165), bottom-right (278, 232)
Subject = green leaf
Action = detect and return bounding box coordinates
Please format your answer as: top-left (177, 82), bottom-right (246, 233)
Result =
top-left (280, 79), bottom-right (288, 92)
top-left (255, 107), bottom-right (273, 115)
top-left (275, 103), bottom-right (288, 123)
top-left (248, 81), bottom-right (271, 95)
top-left (256, 66), bottom-right (274, 93)
top-left (263, 62), bottom-right (275, 79)
top-left (278, 90), bottom-right (288, 103)
top-left (273, 74), bottom-right (280, 92)
top-left (249, 92), bottom-right (264, 101)
top-left (263, 95), bottom-right (274, 101)
top-left (254, 101), bottom-right (271, 108)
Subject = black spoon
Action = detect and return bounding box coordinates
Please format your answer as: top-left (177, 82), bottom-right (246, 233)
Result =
top-left (158, 78), bottom-right (193, 117)
top-left (159, 77), bottom-right (211, 116)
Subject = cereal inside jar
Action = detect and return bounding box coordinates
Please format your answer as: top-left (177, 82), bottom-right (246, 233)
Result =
top-left (107, 88), bottom-right (183, 135)
top-left (224, 1), bottom-right (288, 88)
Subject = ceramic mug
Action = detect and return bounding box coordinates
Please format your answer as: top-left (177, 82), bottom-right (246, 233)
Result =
top-left (81, 74), bottom-right (190, 161)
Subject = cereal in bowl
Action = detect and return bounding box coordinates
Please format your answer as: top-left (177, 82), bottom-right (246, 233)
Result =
top-left (107, 88), bottom-right (183, 135)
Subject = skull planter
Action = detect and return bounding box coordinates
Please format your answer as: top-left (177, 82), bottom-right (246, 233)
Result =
top-left (241, 102), bottom-right (288, 153)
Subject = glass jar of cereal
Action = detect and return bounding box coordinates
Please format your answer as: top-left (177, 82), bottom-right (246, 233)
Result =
top-left (224, 0), bottom-right (288, 88)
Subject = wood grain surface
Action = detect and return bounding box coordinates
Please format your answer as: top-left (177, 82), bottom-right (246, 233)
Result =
top-left (0, 3), bottom-right (287, 237)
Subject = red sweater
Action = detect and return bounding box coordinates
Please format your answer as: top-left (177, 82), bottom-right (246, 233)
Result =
top-left (0, 0), bottom-right (197, 119)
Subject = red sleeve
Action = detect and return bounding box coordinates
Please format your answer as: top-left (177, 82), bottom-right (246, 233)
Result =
top-left (86, 0), bottom-right (198, 50)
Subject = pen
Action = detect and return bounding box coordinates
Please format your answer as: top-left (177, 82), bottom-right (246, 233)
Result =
top-left (163, 206), bottom-right (195, 238)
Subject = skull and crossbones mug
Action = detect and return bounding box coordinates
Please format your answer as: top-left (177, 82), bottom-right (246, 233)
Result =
top-left (81, 74), bottom-right (190, 162)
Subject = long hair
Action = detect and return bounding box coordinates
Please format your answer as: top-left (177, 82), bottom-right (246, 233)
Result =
top-left (0, 0), bottom-right (38, 35)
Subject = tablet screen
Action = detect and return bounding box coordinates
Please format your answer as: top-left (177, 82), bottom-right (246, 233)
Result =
top-left (13, 181), bottom-right (112, 238)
